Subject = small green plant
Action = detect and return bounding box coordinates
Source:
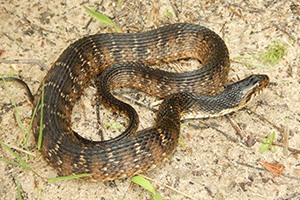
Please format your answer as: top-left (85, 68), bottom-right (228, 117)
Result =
top-left (8, 71), bottom-right (15, 77)
top-left (258, 41), bottom-right (287, 65)
top-left (260, 131), bottom-right (276, 153)
top-left (234, 41), bottom-right (288, 68)
top-left (164, 9), bottom-right (173, 17)
top-left (178, 136), bottom-right (184, 145)
top-left (104, 121), bottom-right (123, 130)
top-left (84, 7), bottom-right (121, 33)
top-left (131, 176), bottom-right (163, 200)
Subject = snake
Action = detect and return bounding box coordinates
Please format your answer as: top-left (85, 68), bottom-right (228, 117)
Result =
top-left (5, 23), bottom-right (269, 181)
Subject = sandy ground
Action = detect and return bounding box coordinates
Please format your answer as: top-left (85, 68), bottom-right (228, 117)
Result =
top-left (1, 0), bottom-right (300, 199)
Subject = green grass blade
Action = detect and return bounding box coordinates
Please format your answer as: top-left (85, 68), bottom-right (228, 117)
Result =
top-left (131, 176), bottom-right (164, 200)
top-left (25, 98), bottom-right (40, 145)
top-left (0, 158), bottom-right (32, 171)
top-left (131, 175), bottom-right (155, 193)
top-left (131, 176), bottom-right (163, 200)
top-left (47, 174), bottom-right (92, 182)
top-left (15, 177), bottom-right (22, 200)
top-left (252, 63), bottom-right (269, 69)
top-left (152, 192), bottom-right (163, 200)
top-left (111, 22), bottom-right (121, 32)
top-left (0, 141), bottom-right (34, 171)
top-left (37, 187), bottom-right (43, 200)
top-left (85, 6), bottom-right (112, 25)
top-left (1, 76), bottom-right (26, 140)
top-left (84, 7), bottom-right (121, 32)
top-left (38, 82), bottom-right (44, 150)
top-left (24, 99), bottom-right (40, 160)
top-left (1, 75), bottom-right (34, 158)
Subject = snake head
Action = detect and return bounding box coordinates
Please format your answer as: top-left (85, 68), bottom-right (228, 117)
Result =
top-left (214, 74), bottom-right (270, 116)
top-left (240, 74), bottom-right (270, 105)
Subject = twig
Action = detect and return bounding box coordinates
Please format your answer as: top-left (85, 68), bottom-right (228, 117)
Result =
top-left (0, 59), bottom-right (49, 71)
top-left (272, 23), bottom-right (298, 42)
top-left (114, 92), bottom-right (158, 112)
top-left (2, 32), bottom-right (29, 51)
top-left (245, 107), bottom-right (282, 132)
top-left (245, 108), bottom-right (300, 154)
top-left (280, 192), bottom-right (300, 200)
top-left (187, 120), bottom-right (240, 143)
top-left (220, 0), bottom-right (248, 23)
top-left (4, 143), bottom-right (36, 157)
top-left (226, 116), bottom-right (244, 139)
top-left (274, 142), bottom-right (300, 154)
top-left (168, 0), bottom-right (179, 18)
top-left (236, 161), bottom-right (300, 181)
top-left (236, 0), bottom-right (264, 13)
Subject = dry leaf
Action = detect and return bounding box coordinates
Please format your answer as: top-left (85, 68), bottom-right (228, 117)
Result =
top-left (0, 50), bottom-right (5, 56)
top-left (258, 161), bottom-right (285, 175)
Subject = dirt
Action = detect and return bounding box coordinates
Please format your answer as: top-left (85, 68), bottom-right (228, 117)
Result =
top-left (1, 0), bottom-right (300, 199)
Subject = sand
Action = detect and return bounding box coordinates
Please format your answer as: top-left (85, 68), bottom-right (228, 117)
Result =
top-left (1, 0), bottom-right (300, 199)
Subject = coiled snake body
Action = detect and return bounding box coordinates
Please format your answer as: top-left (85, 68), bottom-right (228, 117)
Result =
top-left (30, 23), bottom-right (269, 181)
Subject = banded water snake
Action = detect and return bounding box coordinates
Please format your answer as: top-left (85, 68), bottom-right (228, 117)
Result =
top-left (19, 23), bottom-right (269, 181)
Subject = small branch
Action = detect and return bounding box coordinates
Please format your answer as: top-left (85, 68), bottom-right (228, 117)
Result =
top-left (236, 161), bottom-right (300, 181)
top-left (245, 107), bottom-right (281, 132)
top-left (187, 120), bottom-right (240, 143)
top-left (273, 23), bottom-right (298, 43)
top-left (226, 116), bottom-right (244, 139)
top-left (0, 59), bottom-right (49, 71)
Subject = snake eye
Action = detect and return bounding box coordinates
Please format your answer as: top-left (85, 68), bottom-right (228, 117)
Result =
top-left (248, 75), bottom-right (260, 85)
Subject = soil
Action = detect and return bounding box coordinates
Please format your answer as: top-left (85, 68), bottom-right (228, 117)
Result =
top-left (1, 0), bottom-right (300, 200)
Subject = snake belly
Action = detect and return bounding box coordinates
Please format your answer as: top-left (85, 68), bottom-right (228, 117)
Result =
top-left (31, 23), bottom-right (231, 181)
